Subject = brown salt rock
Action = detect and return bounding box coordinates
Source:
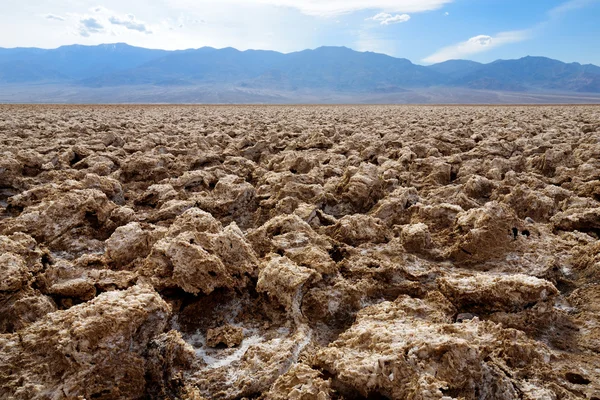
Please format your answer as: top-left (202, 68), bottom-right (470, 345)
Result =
top-left (292, 202), bottom-right (321, 226)
top-left (164, 207), bottom-right (222, 236)
top-left (6, 182), bottom-right (69, 209)
top-left (108, 205), bottom-right (136, 226)
top-left (206, 324), bottom-right (244, 348)
top-left (551, 207), bottom-right (600, 235)
top-left (0, 288), bottom-right (57, 333)
top-left (40, 255), bottom-right (138, 296)
top-left (3, 104), bottom-right (600, 399)
top-left (265, 363), bottom-right (332, 400)
top-left (370, 186), bottom-right (419, 227)
top-left (145, 330), bottom-right (197, 398)
top-left (283, 245), bottom-right (337, 275)
top-left (568, 285), bottom-right (600, 354)
top-left (464, 175), bottom-right (496, 199)
top-left (323, 163), bottom-right (384, 217)
top-left (414, 203), bottom-right (464, 231)
top-left (0, 285), bottom-right (170, 399)
top-left (536, 144), bottom-right (573, 176)
top-left (248, 214), bottom-right (329, 253)
top-left (438, 273), bottom-right (559, 312)
top-left (135, 183), bottom-right (179, 208)
top-left (76, 154), bottom-right (116, 176)
top-left (400, 223), bottom-right (433, 255)
top-left (46, 277), bottom-right (97, 301)
top-left (105, 222), bottom-right (161, 268)
top-left (247, 215), bottom-right (334, 274)
top-left (16, 149), bottom-right (44, 177)
top-left (316, 294), bottom-right (562, 400)
top-left (0, 252), bottom-right (31, 291)
top-left (420, 158), bottom-right (453, 186)
top-left (146, 232), bottom-right (239, 295)
top-left (257, 254), bottom-right (320, 313)
top-left (0, 188), bottom-right (117, 250)
top-left (144, 199), bottom-right (196, 224)
top-left (0, 234), bottom-right (54, 331)
top-left (446, 201), bottom-right (521, 264)
top-left (194, 174), bottom-right (257, 226)
top-left (503, 184), bottom-right (556, 222)
top-left (191, 327), bottom-right (312, 399)
top-left (275, 180), bottom-right (325, 205)
top-left (340, 163), bottom-right (384, 213)
top-left (0, 152), bottom-right (24, 189)
top-left (142, 208), bottom-right (258, 294)
top-left (270, 151), bottom-right (317, 174)
top-left (325, 214), bottom-right (391, 247)
top-left (120, 152), bottom-right (173, 182)
top-left (170, 169), bottom-right (215, 192)
top-left (82, 173), bottom-right (125, 204)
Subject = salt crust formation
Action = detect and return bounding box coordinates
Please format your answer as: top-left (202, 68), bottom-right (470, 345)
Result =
top-left (0, 105), bottom-right (599, 399)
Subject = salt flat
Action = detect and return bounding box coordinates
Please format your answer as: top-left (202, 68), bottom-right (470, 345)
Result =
top-left (1, 105), bottom-right (599, 399)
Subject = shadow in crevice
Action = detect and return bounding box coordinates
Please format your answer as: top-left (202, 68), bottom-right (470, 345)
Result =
top-left (319, 369), bottom-right (392, 400)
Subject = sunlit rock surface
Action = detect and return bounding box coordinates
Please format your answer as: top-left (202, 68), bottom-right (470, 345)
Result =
top-left (1, 105), bottom-right (599, 399)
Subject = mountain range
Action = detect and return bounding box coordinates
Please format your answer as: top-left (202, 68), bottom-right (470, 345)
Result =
top-left (1, 43), bottom-right (600, 103)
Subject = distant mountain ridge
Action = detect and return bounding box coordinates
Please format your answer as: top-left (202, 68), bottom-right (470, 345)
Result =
top-left (1, 43), bottom-right (600, 103)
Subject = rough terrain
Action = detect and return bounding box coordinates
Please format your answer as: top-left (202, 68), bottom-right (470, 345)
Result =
top-left (0, 104), bottom-right (599, 399)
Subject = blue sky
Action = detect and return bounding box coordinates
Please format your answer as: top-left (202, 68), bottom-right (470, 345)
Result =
top-left (2, 0), bottom-right (599, 65)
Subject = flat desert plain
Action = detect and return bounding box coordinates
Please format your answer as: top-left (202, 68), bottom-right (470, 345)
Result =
top-left (1, 105), bottom-right (600, 399)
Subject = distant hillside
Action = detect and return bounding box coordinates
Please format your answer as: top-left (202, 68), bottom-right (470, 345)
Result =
top-left (1, 43), bottom-right (600, 103)
top-left (0, 43), bottom-right (168, 83)
top-left (426, 60), bottom-right (483, 80)
top-left (452, 56), bottom-right (600, 93)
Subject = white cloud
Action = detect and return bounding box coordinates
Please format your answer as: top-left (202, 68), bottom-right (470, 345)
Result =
top-left (79, 17), bottom-right (104, 37)
top-left (549, 0), bottom-right (599, 17)
top-left (68, 8), bottom-right (154, 37)
top-left (108, 14), bottom-right (151, 33)
top-left (2, 0), bottom-right (456, 52)
top-left (444, 11), bottom-right (449, 16)
top-left (467, 35), bottom-right (492, 47)
top-left (45, 14), bottom-right (65, 21)
top-left (422, 30), bottom-right (529, 63)
top-left (368, 12), bottom-right (411, 25)
top-left (173, 0), bottom-right (452, 17)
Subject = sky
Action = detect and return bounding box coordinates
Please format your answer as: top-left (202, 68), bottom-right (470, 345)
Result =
top-left (1, 0), bottom-right (599, 65)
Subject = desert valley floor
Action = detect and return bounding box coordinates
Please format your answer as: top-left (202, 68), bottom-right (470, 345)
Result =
top-left (1, 105), bottom-right (600, 399)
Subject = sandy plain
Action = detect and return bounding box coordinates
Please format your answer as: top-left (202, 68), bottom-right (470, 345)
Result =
top-left (0, 104), bottom-right (599, 399)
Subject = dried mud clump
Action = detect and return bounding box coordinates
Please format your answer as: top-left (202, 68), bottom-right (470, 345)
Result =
top-left (1, 105), bottom-right (600, 399)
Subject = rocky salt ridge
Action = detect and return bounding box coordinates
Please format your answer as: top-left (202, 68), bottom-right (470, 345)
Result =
top-left (0, 104), bottom-right (599, 399)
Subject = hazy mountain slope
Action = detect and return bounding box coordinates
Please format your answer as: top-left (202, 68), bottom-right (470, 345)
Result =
top-left (82, 46), bottom-right (446, 91)
top-left (0, 43), bottom-right (168, 82)
top-left (427, 60), bottom-right (483, 79)
top-left (0, 60), bottom-right (66, 83)
top-left (83, 47), bottom-right (287, 86)
top-left (1, 44), bottom-right (600, 100)
top-left (255, 46), bottom-right (446, 91)
top-left (456, 56), bottom-right (600, 92)
top-left (37, 43), bottom-right (170, 79)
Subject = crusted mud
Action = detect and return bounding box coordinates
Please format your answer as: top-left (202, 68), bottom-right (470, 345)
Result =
top-left (0, 104), bottom-right (599, 399)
